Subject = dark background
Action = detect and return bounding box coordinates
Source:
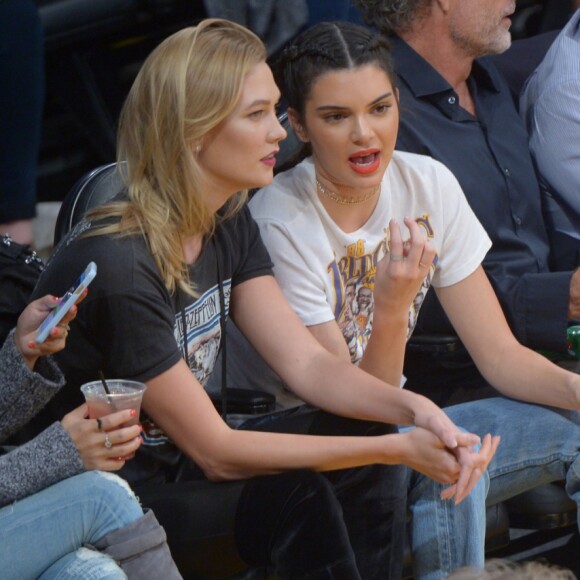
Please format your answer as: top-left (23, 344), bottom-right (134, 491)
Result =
top-left (36, 0), bottom-right (571, 205)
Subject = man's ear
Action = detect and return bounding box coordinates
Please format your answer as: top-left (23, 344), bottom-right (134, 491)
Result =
top-left (434, 0), bottom-right (451, 15)
top-left (287, 107), bottom-right (309, 143)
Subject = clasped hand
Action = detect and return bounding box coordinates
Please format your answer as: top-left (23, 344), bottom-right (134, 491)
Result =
top-left (415, 411), bottom-right (500, 505)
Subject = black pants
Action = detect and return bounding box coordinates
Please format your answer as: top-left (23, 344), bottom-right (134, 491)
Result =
top-left (135, 409), bottom-right (406, 579)
top-left (239, 408), bottom-right (407, 579)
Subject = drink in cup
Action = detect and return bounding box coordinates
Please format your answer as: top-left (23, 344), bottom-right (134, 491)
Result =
top-left (80, 380), bottom-right (147, 426)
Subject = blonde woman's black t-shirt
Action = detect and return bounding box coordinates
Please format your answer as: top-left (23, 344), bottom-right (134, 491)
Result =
top-left (30, 206), bottom-right (273, 478)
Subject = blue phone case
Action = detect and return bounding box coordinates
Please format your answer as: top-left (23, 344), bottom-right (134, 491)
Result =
top-left (35, 262), bottom-right (97, 344)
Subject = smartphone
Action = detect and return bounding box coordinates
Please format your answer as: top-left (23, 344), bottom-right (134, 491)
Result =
top-left (35, 261), bottom-right (97, 344)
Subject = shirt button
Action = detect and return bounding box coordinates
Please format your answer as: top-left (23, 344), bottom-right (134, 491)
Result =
top-left (504, 168), bottom-right (511, 176)
top-left (514, 216), bottom-right (522, 225)
top-left (448, 96), bottom-right (456, 105)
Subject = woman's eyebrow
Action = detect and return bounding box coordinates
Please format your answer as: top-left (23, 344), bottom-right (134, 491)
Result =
top-left (315, 92), bottom-right (394, 112)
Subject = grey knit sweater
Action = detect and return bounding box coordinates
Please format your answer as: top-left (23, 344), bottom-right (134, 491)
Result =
top-left (0, 330), bottom-right (84, 507)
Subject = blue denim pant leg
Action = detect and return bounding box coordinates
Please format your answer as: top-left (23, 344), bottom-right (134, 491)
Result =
top-left (401, 426), bottom-right (488, 579)
top-left (0, 471), bottom-right (144, 580)
top-left (445, 397), bottom-right (580, 529)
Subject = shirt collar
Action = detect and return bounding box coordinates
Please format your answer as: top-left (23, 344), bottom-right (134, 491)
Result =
top-left (391, 35), bottom-right (501, 98)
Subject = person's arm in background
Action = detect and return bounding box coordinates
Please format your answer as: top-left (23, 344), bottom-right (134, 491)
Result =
top-left (0, 295), bottom-right (142, 507)
top-left (520, 10), bottom-right (580, 272)
top-left (526, 77), bottom-right (580, 220)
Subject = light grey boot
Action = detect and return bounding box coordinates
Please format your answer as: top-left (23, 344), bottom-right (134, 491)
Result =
top-left (91, 508), bottom-right (183, 579)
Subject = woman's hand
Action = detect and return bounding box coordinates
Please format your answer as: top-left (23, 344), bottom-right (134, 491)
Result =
top-left (398, 427), bottom-right (500, 504)
top-left (410, 394), bottom-right (500, 502)
top-left (441, 434), bottom-right (501, 504)
top-left (61, 404), bottom-right (142, 471)
top-left (373, 217), bottom-right (436, 318)
top-left (396, 426), bottom-right (461, 484)
top-left (13, 291), bottom-right (86, 369)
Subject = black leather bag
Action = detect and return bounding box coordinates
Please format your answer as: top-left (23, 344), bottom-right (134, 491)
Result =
top-left (0, 234), bottom-right (44, 345)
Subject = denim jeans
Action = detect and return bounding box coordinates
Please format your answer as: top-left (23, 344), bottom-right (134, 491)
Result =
top-left (447, 397), bottom-right (580, 510)
top-left (407, 396), bottom-right (580, 579)
top-left (403, 428), bottom-right (488, 579)
top-left (0, 471), bottom-right (144, 580)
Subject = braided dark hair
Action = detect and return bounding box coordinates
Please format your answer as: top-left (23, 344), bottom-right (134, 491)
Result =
top-left (274, 21), bottom-right (396, 165)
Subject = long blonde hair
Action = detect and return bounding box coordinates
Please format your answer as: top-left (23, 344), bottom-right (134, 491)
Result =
top-left (86, 19), bottom-right (267, 295)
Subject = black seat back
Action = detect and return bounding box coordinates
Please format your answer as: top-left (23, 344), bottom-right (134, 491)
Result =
top-left (53, 162), bottom-right (124, 246)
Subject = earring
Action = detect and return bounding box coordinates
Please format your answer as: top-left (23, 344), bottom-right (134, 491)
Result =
top-left (195, 143), bottom-right (202, 155)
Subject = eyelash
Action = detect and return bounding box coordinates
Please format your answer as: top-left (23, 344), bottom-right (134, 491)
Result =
top-left (323, 103), bottom-right (392, 122)
top-left (373, 103), bottom-right (391, 114)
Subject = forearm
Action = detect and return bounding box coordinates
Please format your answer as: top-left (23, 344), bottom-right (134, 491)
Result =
top-left (477, 341), bottom-right (580, 410)
top-left (191, 427), bottom-right (406, 481)
top-left (284, 347), bottom-right (439, 427)
top-left (358, 310), bottom-right (407, 386)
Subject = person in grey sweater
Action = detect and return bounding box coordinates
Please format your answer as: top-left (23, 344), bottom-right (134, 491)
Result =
top-left (0, 294), bottom-right (181, 579)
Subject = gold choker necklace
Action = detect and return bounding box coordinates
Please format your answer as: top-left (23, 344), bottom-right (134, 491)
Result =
top-left (315, 178), bottom-right (380, 206)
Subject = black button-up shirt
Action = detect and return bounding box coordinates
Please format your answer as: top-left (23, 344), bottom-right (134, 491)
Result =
top-left (393, 35), bottom-right (572, 354)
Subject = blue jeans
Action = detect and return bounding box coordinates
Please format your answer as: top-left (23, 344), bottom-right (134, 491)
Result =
top-left (0, 471), bottom-right (144, 580)
top-left (403, 428), bottom-right (488, 580)
top-left (408, 397), bottom-right (580, 579)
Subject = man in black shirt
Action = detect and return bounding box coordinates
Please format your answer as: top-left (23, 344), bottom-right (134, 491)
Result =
top-left (354, 0), bottom-right (580, 405)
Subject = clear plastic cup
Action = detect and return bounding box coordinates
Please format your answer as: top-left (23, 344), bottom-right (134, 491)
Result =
top-left (80, 380), bottom-right (147, 426)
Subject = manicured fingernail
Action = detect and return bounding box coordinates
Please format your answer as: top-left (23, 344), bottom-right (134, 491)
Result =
top-left (130, 409), bottom-right (136, 417)
top-left (28, 341), bottom-right (36, 349)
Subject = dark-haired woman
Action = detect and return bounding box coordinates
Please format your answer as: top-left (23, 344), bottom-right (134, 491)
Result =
top-left (246, 19), bottom-right (580, 579)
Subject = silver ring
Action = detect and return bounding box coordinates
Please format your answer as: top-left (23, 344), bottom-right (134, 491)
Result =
top-left (390, 254), bottom-right (404, 262)
top-left (104, 433), bottom-right (113, 449)
top-left (96, 418), bottom-right (103, 431)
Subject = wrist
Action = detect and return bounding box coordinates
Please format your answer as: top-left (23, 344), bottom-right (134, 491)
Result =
top-left (13, 331), bottom-right (37, 370)
top-left (380, 432), bottom-right (407, 466)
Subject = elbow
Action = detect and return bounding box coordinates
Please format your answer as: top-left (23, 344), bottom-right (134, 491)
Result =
top-left (199, 461), bottom-right (235, 482)
top-left (194, 450), bottom-right (247, 482)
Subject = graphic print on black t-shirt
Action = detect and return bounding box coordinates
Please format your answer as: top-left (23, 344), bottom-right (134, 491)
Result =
top-left (141, 280), bottom-right (232, 453)
top-left (174, 280), bottom-right (232, 386)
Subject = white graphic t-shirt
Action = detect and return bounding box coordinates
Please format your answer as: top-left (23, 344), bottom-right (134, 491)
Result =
top-left (250, 152), bottom-right (491, 366)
